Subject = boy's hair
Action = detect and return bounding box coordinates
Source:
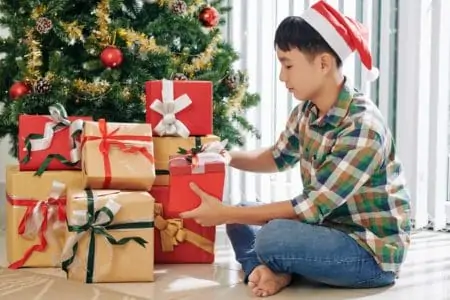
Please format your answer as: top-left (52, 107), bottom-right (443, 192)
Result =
top-left (274, 16), bottom-right (343, 68)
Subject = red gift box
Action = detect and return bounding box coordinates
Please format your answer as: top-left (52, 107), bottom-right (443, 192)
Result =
top-left (18, 114), bottom-right (92, 174)
top-left (168, 153), bottom-right (225, 214)
top-left (151, 186), bottom-right (216, 264)
top-left (145, 79), bottom-right (213, 138)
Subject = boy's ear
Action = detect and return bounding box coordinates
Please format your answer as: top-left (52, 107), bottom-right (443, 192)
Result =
top-left (319, 53), bottom-right (334, 73)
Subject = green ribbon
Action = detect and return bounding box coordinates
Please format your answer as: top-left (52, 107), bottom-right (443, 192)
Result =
top-left (176, 136), bottom-right (203, 163)
top-left (33, 129), bottom-right (83, 176)
top-left (156, 169), bottom-right (169, 175)
top-left (195, 136), bottom-right (201, 148)
top-left (61, 189), bottom-right (154, 283)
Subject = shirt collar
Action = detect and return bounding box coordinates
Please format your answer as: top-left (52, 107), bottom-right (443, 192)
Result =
top-left (307, 80), bottom-right (354, 127)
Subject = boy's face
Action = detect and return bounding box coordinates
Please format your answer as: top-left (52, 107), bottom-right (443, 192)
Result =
top-left (276, 47), bottom-right (327, 101)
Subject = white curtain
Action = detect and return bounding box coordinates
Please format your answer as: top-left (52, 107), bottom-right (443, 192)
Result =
top-left (396, 0), bottom-right (450, 231)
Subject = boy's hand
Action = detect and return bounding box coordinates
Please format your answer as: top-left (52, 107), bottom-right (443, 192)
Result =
top-left (179, 182), bottom-right (229, 226)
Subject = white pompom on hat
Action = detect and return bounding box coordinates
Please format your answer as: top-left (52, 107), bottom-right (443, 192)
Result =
top-left (301, 0), bottom-right (379, 81)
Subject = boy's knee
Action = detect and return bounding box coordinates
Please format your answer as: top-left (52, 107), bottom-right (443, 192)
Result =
top-left (254, 219), bottom-right (292, 257)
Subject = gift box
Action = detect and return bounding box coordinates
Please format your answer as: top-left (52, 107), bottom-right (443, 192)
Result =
top-left (168, 152), bottom-right (226, 214)
top-left (81, 119), bottom-right (155, 190)
top-left (145, 79), bottom-right (213, 137)
top-left (151, 187), bottom-right (215, 264)
top-left (5, 165), bottom-right (83, 269)
top-left (61, 189), bottom-right (155, 283)
top-left (153, 135), bottom-right (219, 186)
top-left (18, 103), bottom-right (91, 175)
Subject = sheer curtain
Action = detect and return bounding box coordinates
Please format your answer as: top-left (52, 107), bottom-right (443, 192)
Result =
top-left (396, 0), bottom-right (450, 230)
top-left (221, 0), bottom-right (398, 206)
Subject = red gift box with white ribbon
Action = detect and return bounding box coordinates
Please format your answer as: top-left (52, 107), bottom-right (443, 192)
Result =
top-left (145, 79), bottom-right (213, 138)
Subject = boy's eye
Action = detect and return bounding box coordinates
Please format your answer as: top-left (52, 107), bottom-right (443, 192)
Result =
top-left (285, 65), bottom-right (292, 69)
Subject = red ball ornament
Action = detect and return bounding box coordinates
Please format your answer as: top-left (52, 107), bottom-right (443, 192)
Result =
top-left (9, 82), bottom-right (30, 99)
top-left (199, 6), bottom-right (220, 28)
top-left (100, 46), bottom-right (123, 68)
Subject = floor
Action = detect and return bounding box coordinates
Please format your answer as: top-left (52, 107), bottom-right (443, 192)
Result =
top-left (1, 227), bottom-right (450, 299)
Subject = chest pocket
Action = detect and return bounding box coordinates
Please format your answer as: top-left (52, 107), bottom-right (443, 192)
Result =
top-left (305, 127), bottom-right (337, 170)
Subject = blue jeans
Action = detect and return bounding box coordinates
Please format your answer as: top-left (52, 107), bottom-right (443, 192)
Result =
top-left (226, 202), bottom-right (396, 289)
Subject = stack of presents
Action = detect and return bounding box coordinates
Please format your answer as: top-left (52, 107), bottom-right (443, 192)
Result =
top-left (5, 79), bottom-right (226, 283)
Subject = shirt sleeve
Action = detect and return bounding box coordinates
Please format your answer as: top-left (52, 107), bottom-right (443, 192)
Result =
top-left (291, 124), bottom-right (384, 224)
top-left (271, 104), bottom-right (302, 171)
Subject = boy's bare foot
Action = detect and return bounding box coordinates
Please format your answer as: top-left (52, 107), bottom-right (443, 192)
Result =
top-left (247, 265), bottom-right (292, 297)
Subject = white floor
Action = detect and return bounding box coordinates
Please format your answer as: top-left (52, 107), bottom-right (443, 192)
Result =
top-left (1, 227), bottom-right (450, 299)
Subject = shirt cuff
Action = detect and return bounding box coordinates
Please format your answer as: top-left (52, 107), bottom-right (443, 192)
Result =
top-left (271, 146), bottom-right (285, 171)
top-left (290, 194), bottom-right (304, 214)
top-left (290, 194), bottom-right (321, 224)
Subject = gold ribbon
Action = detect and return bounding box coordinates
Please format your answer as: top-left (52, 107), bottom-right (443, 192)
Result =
top-left (154, 203), bottom-right (213, 254)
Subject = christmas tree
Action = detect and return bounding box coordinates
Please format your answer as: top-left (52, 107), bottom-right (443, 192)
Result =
top-left (0, 0), bottom-right (260, 158)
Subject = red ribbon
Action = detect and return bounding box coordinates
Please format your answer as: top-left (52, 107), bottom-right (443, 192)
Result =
top-left (7, 195), bottom-right (66, 269)
top-left (82, 119), bottom-right (154, 188)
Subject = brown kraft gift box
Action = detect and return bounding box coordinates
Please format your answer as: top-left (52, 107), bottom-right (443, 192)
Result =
top-left (153, 135), bottom-right (219, 185)
top-left (5, 165), bottom-right (83, 268)
top-left (81, 119), bottom-right (155, 190)
top-left (61, 188), bottom-right (155, 283)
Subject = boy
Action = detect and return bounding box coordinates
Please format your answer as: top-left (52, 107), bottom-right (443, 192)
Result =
top-left (180, 1), bottom-right (411, 298)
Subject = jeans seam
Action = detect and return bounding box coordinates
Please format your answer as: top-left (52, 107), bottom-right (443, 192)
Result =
top-left (352, 271), bottom-right (389, 287)
top-left (259, 255), bottom-right (375, 265)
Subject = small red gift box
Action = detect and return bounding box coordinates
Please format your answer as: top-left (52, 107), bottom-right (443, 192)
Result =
top-left (145, 79), bottom-right (213, 138)
top-left (18, 108), bottom-right (92, 174)
top-left (168, 153), bottom-right (225, 214)
top-left (151, 186), bottom-right (216, 264)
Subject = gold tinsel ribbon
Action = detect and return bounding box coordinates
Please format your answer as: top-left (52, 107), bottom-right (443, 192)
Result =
top-left (154, 203), bottom-right (214, 253)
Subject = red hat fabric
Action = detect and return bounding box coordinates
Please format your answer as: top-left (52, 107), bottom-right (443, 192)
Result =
top-left (301, 0), bottom-right (379, 81)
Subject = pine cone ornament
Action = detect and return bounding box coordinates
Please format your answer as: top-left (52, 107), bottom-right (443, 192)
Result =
top-left (35, 17), bottom-right (53, 34)
top-left (34, 79), bottom-right (52, 94)
top-left (171, 0), bottom-right (187, 15)
top-left (225, 72), bottom-right (239, 90)
top-left (173, 73), bottom-right (188, 81)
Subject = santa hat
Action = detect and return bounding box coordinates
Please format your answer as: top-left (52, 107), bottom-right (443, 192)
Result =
top-left (301, 0), bottom-right (379, 81)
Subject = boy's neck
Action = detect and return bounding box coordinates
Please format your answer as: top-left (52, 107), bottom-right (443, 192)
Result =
top-left (312, 73), bottom-right (345, 118)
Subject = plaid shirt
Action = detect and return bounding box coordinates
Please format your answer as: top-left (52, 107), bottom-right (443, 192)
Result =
top-left (272, 82), bottom-right (412, 274)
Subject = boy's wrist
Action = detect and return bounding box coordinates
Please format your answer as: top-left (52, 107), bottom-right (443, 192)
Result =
top-left (223, 205), bottom-right (238, 224)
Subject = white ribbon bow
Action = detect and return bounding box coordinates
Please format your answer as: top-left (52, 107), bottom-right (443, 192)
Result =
top-left (24, 103), bottom-right (84, 164)
top-left (150, 79), bottom-right (192, 138)
top-left (21, 181), bottom-right (66, 240)
top-left (191, 152), bottom-right (227, 174)
top-left (170, 151), bottom-right (226, 174)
